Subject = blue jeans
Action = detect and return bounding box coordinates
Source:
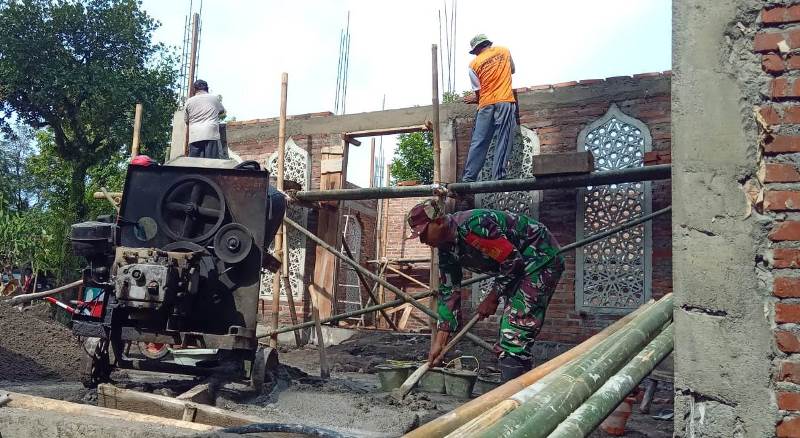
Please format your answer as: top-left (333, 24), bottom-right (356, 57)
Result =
top-left (462, 102), bottom-right (517, 182)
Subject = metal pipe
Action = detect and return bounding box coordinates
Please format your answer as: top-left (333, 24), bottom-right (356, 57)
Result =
top-left (293, 165), bottom-right (671, 202)
top-left (283, 217), bottom-right (495, 352)
top-left (367, 257), bottom-right (432, 264)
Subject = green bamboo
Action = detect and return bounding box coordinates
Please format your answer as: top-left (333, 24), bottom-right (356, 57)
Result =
top-left (547, 324), bottom-right (674, 438)
top-left (478, 294), bottom-right (673, 438)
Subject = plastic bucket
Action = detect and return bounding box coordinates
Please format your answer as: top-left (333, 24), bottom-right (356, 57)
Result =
top-left (443, 368), bottom-right (478, 398)
top-left (474, 373), bottom-right (502, 395)
top-left (418, 367), bottom-right (446, 393)
top-left (375, 364), bottom-right (413, 391)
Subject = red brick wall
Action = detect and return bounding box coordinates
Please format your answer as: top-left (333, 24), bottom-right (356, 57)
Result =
top-left (386, 73), bottom-right (672, 344)
top-left (754, 5), bottom-right (800, 434)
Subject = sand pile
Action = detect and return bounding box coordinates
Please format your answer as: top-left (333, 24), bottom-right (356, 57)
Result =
top-left (0, 303), bottom-right (82, 381)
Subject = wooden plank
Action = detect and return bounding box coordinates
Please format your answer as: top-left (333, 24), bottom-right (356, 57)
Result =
top-left (398, 305), bottom-right (414, 330)
top-left (175, 382), bottom-right (213, 405)
top-left (346, 124), bottom-right (429, 138)
top-left (4, 390), bottom-right (216, 432)
top-left (97, 384), bottom-right (262, 428)
top-left (321, 158), bottom-right (343, 174)
top-left (532, 151), bottom-right (595, 176)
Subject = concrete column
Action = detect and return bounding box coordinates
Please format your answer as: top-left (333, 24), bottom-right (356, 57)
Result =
top-left (673, 0), bottom-right (775, 436)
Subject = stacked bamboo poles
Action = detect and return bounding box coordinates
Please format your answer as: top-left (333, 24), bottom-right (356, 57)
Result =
top-left (548, 324), bottom-right (674, 438)
top-left (403, 300), bottom-right (654, 438)
top-left (471, 294), bottom-right (673, 438)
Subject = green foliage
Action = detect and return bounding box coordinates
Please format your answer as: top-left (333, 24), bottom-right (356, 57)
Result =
top-left (389, 131), bottom-right (434, 185)
top-left (0, 0), bottom-right (179, 219)
top-left (442, 90), bottom-right (472, 104)
top-left (0, 124), bottom-right (37, 211)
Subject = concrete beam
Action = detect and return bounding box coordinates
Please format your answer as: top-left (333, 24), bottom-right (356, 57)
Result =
top-left (226, 76), bottom-right (670, 146)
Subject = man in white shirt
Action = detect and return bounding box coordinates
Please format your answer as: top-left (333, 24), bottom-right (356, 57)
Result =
top-left (184, 79), bottom-right (226, 158)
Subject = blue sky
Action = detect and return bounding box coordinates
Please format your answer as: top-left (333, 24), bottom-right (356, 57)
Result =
top-left (141, 0), bottom-right (671, 187)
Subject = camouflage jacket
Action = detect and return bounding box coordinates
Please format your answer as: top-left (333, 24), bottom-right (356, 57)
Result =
top-left (436, 209), bottom-right (560, 331)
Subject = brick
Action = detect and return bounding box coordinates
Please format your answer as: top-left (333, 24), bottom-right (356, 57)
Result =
top-left (774, 249), bottom-right (800, 269)
top-left (766, 136), bottom-right (800, 153)
top-left (778, 304), bottom-right (800, 324)
top-left (760, 106), bottom-right (782, 125)
top-left (632, 72), bottom-right (662, 79)
top-left (552, 81), bottom-right (578, 88)
top-left (780, 392), bottom-right (800, 411)
top-left (767, 163), bottom-right (800, 182)
top-left (776, 277), bottom-right (800, 298)
top-left (771, 222), bottom-right (800, 241)
top-left (785, 106), bottom-right (800, 123)
top-left (763, 7), bottom-right (788, 25)
top-left (773, 77), bottom-right (791, 98)
top-left (790, 55), bottom-right (800, 71)
top-left (765, 53), bottom-right (787, 74)
top-left (578, 79), bottom-right (604, 85)
top-left (778, 331), bottom-right (800, 353)
top-left (755, 31), bottom-right (785, 52)
top-left (778, 416), bottom-right (800, 437)
top-left (766, 191), bottom-right (800, 211)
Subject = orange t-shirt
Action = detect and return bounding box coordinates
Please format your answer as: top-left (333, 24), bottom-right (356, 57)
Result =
top-left (469, 46), bottom-right (515, 108)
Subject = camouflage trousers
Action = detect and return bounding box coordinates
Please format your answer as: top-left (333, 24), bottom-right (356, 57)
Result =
top-left (494, 255), bottom-right (565, 360)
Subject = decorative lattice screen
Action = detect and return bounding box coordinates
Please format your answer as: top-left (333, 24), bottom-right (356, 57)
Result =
top-left (261, 138), bottom-right (310, 299)
top-left (576, 104), bottom-right (652, 314)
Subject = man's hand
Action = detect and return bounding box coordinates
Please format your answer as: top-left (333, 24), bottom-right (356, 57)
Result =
top-left (428, 330), bottom-right (450, 366)
top-left (463, 93), bottom-right (478, 104)
top-left (477, 290), bottom-right (500, 320)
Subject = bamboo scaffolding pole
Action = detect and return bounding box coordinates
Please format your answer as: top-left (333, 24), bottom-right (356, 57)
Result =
top-left (404, 300), bottom-right (654, 438)
top-left (293, 165), bottom-right (671, 202)
top-left (384, 264), bottom-right (430, 290)
top-left (478, 295), bottom-right (673, 438)
top-left (547, 324), bottom-right (674, 438)
top-left (342, 240), bottom-right (398, 330)
top-left (131, 103), bottom-right (143, 157)
top-left (3, 280), bottom-right (84, 306)
top-left (270, 73), bottom-right (291, 348)
top-left (283, 217), bottom-right (495, 352)
top-left (183, 12), bottom-right (200, 156)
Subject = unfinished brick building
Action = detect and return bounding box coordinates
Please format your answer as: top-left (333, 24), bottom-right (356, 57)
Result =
top-left (222, 72), bottom-right (672, 355)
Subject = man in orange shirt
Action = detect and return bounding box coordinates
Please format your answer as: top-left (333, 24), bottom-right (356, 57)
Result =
top-left (462, 34), bottom-right (517, 189)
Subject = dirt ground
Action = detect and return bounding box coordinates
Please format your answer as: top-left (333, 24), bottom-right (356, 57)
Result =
top-left (0, 304), bottom-right (673, 437)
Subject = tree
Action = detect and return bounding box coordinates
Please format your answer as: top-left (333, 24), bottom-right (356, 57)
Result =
top-left (0, 124), bottom-right (37, 211)
top-left (0, 0), bottom-right (179, 220)
top-left (389, 131), bottom-right (434, 185)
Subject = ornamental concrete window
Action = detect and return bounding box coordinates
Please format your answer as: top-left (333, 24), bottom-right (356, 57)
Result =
top-left (576, 104), bottom-right (652, 314)
top-left (473, 126), bottom-right (541, 304)
top-left (261, 138), bottom-right (311, 300)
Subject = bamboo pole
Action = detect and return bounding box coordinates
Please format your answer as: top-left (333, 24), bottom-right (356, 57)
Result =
top-left (131, 103), bottom-right (143, 157)
top-left (431, 43), bottom-right (442, 184)
top-left (379, 166), bottom-right (391, 321)
top-left (284, 216), bottom-right (495, 352)
top-left (183, 12), bottom-right (200, 156)
top-left (3, 279), bottom-right (83, 306)
top-left (342, 240), bottom-right (398, 330)
top-left (404, 300), bottom-right (653, 438)
top-left (270, 72), bottom-right (290, 349)
top-left (478, 295), bottom-right (673, 438)
top-left (292, 165), bottom-right (671, 201)
top-left (310, 291), bottom-right (330, 379)
top-left (384, 264), bottom-right (430, 290)
top-left (548, 324), bottom-right (674, 438)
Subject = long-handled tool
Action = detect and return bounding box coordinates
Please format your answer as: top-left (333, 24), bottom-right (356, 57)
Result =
top-left (394, 313), bottom-right (482, 399)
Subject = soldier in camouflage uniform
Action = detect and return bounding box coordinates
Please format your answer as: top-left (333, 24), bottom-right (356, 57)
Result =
top-left (407, 199), bottom-right (564, 381)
